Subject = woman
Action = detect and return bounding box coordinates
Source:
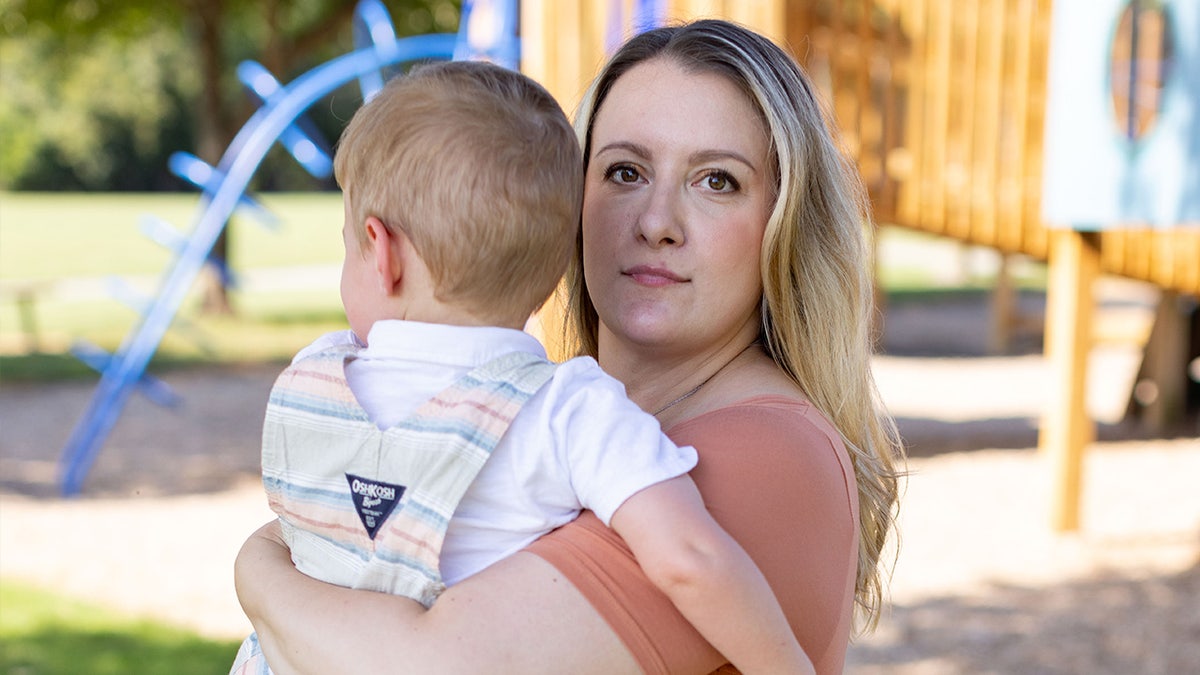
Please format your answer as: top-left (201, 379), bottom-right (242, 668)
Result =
top-left (236, 19), bottom-right (903, 674)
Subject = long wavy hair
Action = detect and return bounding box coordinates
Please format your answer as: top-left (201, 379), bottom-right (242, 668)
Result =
top-left (561, 19), bottom-right (905, 633)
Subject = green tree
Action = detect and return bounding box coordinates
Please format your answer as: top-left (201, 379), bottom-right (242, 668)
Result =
top-left (0, 0), bottom-right (461, 311)
top-left (0, 25), bottom-right (197, 190)
top-left (2, 0), bottom-right (460, 172)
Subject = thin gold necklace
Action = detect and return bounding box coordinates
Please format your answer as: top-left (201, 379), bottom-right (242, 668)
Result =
top-left (652, 342), bottom-right (757, 417)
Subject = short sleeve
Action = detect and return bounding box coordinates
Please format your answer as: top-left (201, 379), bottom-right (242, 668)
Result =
top-left (545, 357), bottom-right (699, 525)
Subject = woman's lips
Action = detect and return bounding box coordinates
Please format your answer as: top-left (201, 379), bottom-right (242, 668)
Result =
top-left (624, 265), bottom-right (687, 287)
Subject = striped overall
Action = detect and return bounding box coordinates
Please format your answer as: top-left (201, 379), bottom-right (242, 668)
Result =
top-left (230, 345), bottom-right (556, 675)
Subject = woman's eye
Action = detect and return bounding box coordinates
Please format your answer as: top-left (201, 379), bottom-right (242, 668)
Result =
top-left (604, 165), bottom-right (641, 184)
top-left (700, 170), bottom-right (739, 193)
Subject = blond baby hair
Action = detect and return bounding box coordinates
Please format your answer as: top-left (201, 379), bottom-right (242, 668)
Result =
top-left (335, 60), bottom-right (582, 323)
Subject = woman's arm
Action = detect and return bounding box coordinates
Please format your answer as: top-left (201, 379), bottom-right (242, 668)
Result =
top-left (235, 521), bottom-right (643, 675)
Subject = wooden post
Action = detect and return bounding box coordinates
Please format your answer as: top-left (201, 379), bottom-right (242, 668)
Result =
top-left (989, 253), bottom-right (1016, 355)
top-left (1140, 290), bottom-right (1189, 431)
top-left (1039, 229), bottom-right (1100, 532)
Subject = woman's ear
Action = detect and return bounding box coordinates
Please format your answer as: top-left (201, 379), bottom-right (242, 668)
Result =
top-left (364, 216), bottom-right (405, 295)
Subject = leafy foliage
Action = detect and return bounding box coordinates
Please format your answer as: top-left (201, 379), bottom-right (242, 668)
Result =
top-left (0, 0), bottom-right (462, 191)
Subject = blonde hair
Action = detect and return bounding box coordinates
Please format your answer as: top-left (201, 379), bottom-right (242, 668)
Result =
top-left (564, 20), bottom-right (905, 633)
top-left (335, 60), bottom-right (582, 324)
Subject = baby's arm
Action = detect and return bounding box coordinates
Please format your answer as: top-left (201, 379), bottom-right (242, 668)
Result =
top-left (609, 475), bottom-right (815, 675)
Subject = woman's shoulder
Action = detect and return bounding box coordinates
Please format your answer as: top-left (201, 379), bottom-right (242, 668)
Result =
top-left (669, 393), bottom-right (856, 513)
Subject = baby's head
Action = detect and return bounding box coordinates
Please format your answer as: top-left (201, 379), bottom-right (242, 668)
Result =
top-left (334, 60), bottom-right (582, 328)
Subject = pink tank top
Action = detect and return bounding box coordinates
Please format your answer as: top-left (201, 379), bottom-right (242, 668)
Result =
top-left (526, 396), bottom-right (859, 674)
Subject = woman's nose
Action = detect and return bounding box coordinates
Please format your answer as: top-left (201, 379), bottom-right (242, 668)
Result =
top-left (635, 184), bottom-right (685, 247)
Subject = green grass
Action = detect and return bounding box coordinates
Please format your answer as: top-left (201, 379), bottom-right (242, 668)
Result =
top-left (0, 192), bottom-right (348, 381)
top-left (0, 282), bottom-right (348, 382)
top-left (875, 225), bottom-right (1047, 299)
top-left (0, 194), bottom-right (1047, 383)
top-left (0, 581), bottom-right (243, 675)
top-left (0, 303), bottom-right (349, 381)
top-left (0, 192), bottom-right (344, 280)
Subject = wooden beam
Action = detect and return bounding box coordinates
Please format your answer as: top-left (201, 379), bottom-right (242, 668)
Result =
top-left (1039, 229), bottom-right (1100, 532)
top-left (988, 254), bottom-right (1017, 355)
top-left (1140, 290), bottom-right (1189, 431)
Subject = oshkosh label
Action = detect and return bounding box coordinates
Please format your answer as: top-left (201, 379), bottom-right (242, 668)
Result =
top-left (345, 473), bottom-right (405, 540)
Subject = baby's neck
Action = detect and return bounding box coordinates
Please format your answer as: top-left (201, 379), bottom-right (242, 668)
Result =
top-left (377, 301), bottom-right (525, 331)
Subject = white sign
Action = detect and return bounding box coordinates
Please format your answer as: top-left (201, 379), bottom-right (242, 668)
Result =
top-left (1042, 0), bottom-right (1200, 228)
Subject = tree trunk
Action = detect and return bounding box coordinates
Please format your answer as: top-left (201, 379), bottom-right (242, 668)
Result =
top-left (188, 0), bottom-right (358, 316)
top-left (192, 0), bottom-right (236, 315)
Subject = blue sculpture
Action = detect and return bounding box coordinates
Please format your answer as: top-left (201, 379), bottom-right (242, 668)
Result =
top-left (57, 0), bottom-right (519, 496)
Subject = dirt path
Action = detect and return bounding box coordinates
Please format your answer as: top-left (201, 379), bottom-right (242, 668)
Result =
top-left (0, 364), bottom-right (279, 640)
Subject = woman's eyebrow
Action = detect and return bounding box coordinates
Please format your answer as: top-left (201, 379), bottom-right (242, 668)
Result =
top-left (689, 149), bottom-right (757, 172)
top-left (593, 141), bottom-right (650, 159)
top-left (594, 143), bottom-right (758, 173)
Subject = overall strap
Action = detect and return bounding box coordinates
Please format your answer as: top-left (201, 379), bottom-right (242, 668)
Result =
top-left (376, 350), bottom-right (557, 538)
top-left (359, 350), bottom-right (556, 603)
top-left (261, 343), bottom-right (557, 605)
top-left (265, 342), bottom-right (371, 427)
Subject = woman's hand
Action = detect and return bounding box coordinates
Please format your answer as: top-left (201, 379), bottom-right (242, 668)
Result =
top-left (235, 520), bottom-right (429, 673)
top-left (234, 520), bottom-right (305, 674)
top-left (233, 520), bottom-right (287, 624)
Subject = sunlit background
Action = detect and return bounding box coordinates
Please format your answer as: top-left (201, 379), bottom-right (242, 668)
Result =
top-left (1, 1), bottom-right (1197, 673)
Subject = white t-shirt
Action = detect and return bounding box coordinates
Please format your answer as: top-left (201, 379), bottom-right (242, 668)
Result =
top-left (294, 321), bottom-right (697, 585)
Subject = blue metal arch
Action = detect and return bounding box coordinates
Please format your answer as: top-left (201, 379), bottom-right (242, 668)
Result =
top-left (57, 1), bottom-right (518, 495)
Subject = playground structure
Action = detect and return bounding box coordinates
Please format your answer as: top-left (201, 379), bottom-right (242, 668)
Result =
top-left (59, 0), bottom-right (1197, 534)
top-left (524, 0), bottom-right (1199, 295)
top-left (523, 0), bottom-right (1199, 532)
top-left (56, 0), bottom-right (518, 496)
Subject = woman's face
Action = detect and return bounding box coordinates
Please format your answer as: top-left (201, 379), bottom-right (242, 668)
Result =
top-left (582, 58), bottom-right (774, 356)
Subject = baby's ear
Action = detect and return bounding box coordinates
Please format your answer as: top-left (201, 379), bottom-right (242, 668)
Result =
top-left (364, 216), bottom-right (404, 294)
